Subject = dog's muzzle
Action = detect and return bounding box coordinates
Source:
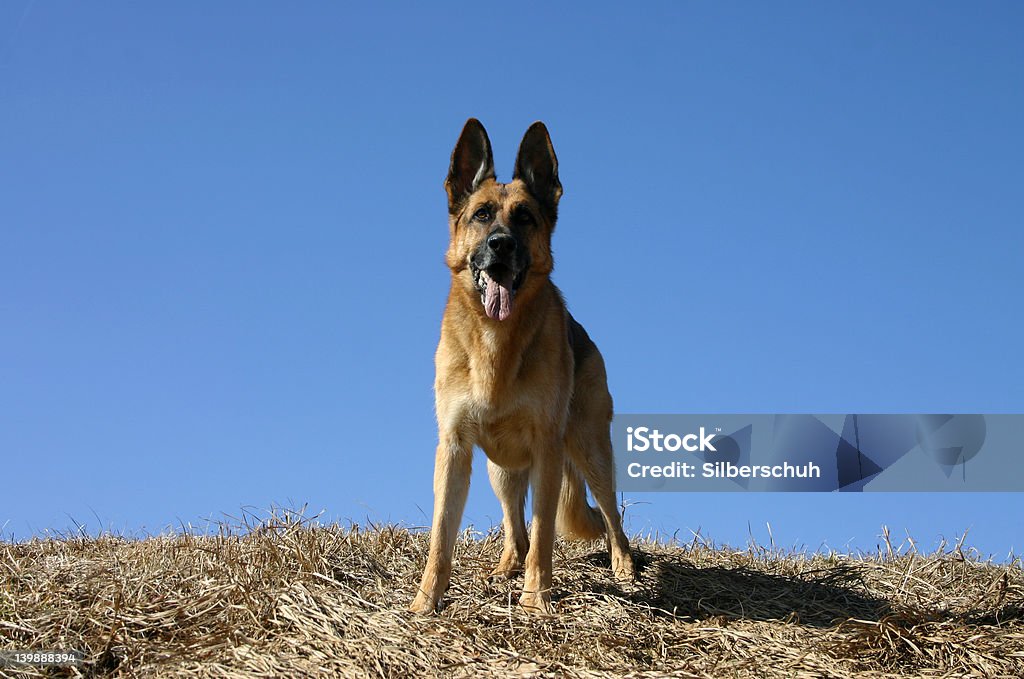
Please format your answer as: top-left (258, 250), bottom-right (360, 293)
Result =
top-left (470, 232), bottom-right (527, 322)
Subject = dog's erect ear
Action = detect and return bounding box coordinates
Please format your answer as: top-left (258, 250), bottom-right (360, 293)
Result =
top-left (513, 121), bottom-right (563, 215)
top-left (445, 118), bottom-right (495, 213)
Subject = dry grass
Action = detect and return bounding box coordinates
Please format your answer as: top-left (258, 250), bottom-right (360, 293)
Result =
top-left (1, 510), bottom-right (1022, 678)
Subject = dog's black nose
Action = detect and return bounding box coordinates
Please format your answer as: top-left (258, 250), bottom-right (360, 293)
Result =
top-left (487, 233), bottom-right (516, 256)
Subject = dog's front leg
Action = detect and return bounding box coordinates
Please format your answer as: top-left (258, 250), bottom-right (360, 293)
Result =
top-left (409, 435), bottom-right (472, 614)
top-left (519, 441), bottom-right (564, 615)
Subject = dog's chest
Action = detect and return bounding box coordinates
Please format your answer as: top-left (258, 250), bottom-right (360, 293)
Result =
top-left (467, 326), bottom-right (564, 413)
top-left (467, 354), bottom-right (525, 415)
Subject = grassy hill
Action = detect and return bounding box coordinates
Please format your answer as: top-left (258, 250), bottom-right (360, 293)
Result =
top-left (2, 513), bottom-right (1022, 677)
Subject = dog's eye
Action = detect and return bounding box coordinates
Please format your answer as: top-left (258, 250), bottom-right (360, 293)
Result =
top-left (514, 208), bottom-right (534, 226)
top-left (473, 207), bottom-right (492, 222)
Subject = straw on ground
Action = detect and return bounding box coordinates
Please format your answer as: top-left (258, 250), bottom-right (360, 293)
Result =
top-left (1, 511), bottom-right (1022, 677)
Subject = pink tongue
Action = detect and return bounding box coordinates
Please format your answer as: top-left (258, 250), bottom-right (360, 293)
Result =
top-left (484, 273), bottom-right (513, 321)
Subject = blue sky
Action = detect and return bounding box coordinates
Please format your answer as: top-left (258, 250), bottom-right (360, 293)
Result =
top-left (2, 4), bottom-right (1022, 558)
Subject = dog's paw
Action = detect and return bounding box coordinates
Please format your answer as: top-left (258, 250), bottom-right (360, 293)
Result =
top-left (487, 561), bottom-right (524, 583)
top-left (612, 552), bottom-right (636, 584)
top-left (518, 590), bottom-right (555, 616)
top-left (408, 592), bottom-right (438, 615)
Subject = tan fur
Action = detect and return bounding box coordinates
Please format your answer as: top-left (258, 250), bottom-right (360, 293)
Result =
top-left (409, 120), bottom-right (633, 616)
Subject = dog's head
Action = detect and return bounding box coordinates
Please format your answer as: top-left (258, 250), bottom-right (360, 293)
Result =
top-left (444, 119), bottom-right (563, 322)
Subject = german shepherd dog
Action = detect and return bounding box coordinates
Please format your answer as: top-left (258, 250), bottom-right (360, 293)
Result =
top-left (409, 119), bottom-right (634, 615)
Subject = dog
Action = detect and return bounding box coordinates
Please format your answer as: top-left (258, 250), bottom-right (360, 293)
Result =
top-left (409, 119), bottom-right (634, 615)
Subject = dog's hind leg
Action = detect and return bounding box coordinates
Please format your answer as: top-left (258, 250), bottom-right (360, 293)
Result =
top-left (577, 431), bottom-right (635, 583)
top-left (566, 353), bottom-right (635, 583)
top-left (487, 461), bottom-right (529, 580)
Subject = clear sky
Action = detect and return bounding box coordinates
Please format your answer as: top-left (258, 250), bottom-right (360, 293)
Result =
top-left (2, 4), bottom-right (1022, 558)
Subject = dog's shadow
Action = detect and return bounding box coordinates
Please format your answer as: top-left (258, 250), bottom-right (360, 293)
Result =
top-left (571, 549), bottom-right (892, 628)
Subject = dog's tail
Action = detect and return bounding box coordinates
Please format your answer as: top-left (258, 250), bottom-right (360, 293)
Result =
top-left (556, 459), bottom-right (606, 540)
